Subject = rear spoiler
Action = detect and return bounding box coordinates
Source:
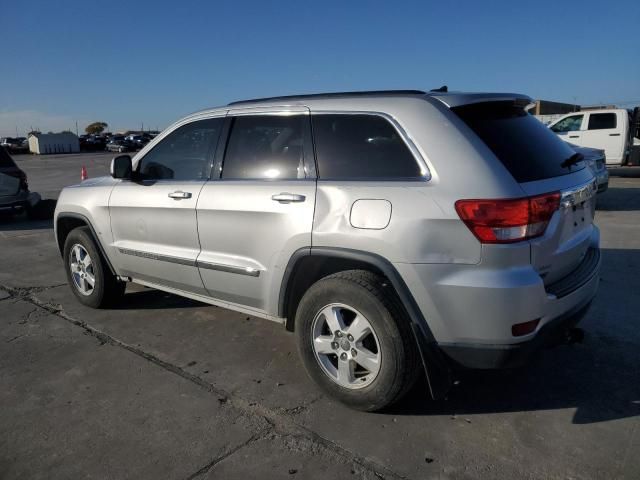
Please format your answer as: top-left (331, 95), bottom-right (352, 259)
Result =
top-left (428, 92), bottom-right (533, 109)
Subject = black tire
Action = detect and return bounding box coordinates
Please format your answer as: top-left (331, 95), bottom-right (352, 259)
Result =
top-left (295, 270), bottom-right (421, 412)
top-left (63, 226), bottom-right (125, 308)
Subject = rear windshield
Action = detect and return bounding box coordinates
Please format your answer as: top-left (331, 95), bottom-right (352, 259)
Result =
top-left (452, 102), bottom-right (584, 183)
top-left (0, 146), bottom-right (17, 168)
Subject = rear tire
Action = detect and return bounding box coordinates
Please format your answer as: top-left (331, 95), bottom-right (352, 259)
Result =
top-left (295, 270), bottom-right (420, 411)
top-left (63, 226), bottom-right (125, 308)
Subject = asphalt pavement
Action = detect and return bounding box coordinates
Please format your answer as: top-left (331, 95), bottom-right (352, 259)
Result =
top-left (1, 152), bottom-right (639, 479)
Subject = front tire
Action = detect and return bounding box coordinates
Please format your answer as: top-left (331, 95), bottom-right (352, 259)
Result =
top-left (295, 270), bottom-right (420, 411)
top-left (63, 226), bottom-right (125, 308)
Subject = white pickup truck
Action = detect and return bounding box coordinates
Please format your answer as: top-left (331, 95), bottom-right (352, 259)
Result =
top-left (548, 109), bottom-right (632, 165)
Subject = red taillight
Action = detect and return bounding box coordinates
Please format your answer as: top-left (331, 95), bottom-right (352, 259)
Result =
top-left (455, 192), bottom-right (560, 244)
top-left (512, 319), bottom-right (540, 337)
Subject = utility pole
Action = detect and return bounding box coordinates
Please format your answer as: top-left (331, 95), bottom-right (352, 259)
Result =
top-left (75, 121), bottom-right (79, 136)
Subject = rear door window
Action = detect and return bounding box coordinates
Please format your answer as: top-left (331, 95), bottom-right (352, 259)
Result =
top-left (588, 113), bottom-right (617, 130)
top-left (311, 114), bottom-right (421, 180)
top-left (453, 102), bottom-right (584, 183)
top-left (221, 115), bottom-right (308, 180)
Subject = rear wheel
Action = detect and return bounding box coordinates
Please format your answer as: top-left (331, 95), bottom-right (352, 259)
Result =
top-left (63, 226), bottom-right (125, 308)
top-left (295, 270), bottom-right (420, 411)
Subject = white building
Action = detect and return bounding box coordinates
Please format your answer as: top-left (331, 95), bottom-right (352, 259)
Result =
top-left (28, 132), bottom-right (80, 154)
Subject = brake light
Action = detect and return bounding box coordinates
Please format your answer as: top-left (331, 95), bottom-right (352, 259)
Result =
top-left (455, 192), bottom-right (560, 244)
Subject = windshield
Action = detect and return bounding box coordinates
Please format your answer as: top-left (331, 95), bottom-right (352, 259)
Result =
top-left (453, 101), bottom-right (584, 183)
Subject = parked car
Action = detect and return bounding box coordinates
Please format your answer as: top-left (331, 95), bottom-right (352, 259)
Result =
top-left (568, 144), bottom-right (608, 193)
top-left (54, 90), bottom-right (601, 411)
top-left (548, 109), bottom-right (632, 166)
top-left (0, 146), bottom-right (41, 216)
top-left (0, 137), bottom-right (29, 154)
top-left (106, 139), bottom-right (134, 153)
top-left (124, 134), bottom-right (150, 150)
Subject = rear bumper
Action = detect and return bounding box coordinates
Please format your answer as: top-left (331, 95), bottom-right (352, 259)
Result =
top-left (395, 228), bottom-right (601, 370)
top-left (439, 300), bottom-right (592, 369)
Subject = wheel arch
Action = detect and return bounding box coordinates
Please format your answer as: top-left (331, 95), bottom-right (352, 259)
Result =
top-left (278, 246), bottom-right (451, 400)
top-left (55, 212), bottom-right (116, 275)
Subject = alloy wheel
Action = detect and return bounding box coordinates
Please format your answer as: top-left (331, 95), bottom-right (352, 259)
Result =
top-left (69, 244), bottom-right (95, 296)
top-left (311, 303), bottom-right (381, 389)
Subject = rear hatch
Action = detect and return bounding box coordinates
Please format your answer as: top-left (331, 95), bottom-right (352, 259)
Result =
top-left (452, 101), bottom-right (597, 286)
top-left (0, 147), bottom-right (23, 197)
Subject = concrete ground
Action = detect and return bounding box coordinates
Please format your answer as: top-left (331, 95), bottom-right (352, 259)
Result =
top-left (1, 152), bottom-right (639, 479)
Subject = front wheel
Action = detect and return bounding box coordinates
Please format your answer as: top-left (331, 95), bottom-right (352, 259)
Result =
top-left (63, 226), bottom-right (125, 308)
top-left (295, 270), bottom-right (420, 411)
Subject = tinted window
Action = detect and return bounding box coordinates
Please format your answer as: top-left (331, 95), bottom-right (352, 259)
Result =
top-left (453, 102), bottom-right (583, 183)
top-left (138, 118), bottom-right (223, 180)
top-left (312, 114), bottom-right (421, 179)
top-left (588, 113), bottom-right (617, 130)
top-left (222, 115), bottom-right (307, 180)
top-left (550, 114), bottom-right (583, 133)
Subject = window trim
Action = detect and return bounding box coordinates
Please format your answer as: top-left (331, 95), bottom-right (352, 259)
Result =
top-left (309, 110), bottom-right (431, 182)
top-left (213, 111), bottom-right (317, 182)
top-left (132, 112), bottom-right (227, 182)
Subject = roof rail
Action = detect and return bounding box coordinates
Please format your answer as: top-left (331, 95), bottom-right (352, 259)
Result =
top-left (227, 90), bottom-right (427, 106)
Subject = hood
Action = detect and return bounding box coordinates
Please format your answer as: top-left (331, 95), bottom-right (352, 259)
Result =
top-left (68, 175), bottom-right (116, 188)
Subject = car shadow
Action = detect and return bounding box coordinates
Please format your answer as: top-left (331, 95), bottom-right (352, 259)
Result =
top-left (596, 187), bottom-right (640, 211)
top-left (389, 247), bottom-right (640, 425)
top-left (0, 214), bottom-right (54, 231)
top-left (111, 288), bottom-right (204, 310)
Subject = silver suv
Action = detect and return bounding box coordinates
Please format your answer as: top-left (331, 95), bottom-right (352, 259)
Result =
top-left (54, 90), bottom-right (601, 411)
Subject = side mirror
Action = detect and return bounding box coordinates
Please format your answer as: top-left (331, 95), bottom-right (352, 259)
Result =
top-left (110, 155), bottom-right (132, 179)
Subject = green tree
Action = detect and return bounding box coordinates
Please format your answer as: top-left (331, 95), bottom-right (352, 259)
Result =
top-left (85, 122), bottom-right (108, 135)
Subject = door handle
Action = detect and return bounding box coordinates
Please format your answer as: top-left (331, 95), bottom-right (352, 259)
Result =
top-left (271, 193), bottom-right (306, 203)
top-left (168, 191), bottom-right (192, 199)
top-left (609, 133), bottom-right (621, 136)
top-left (568, 135), bottom-right (580, 138)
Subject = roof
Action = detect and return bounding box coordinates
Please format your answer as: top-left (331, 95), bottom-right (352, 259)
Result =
top-left (227, 90), bottom-right (428, 106)
top-left (180, 89), bottom-right (534, 122)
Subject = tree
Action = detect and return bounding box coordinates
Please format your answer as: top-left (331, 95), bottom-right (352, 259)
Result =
top-left (85, 122), bottom-right (108, 135)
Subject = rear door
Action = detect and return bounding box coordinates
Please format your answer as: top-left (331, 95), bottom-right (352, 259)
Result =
top-left (582, 111), bottom-right (624, 164)
top-left (195, 108), bottom-right (316, 315)
top-left (108, 116), bottom-right (225, 294)
top-left (454, 102), bottom-right (597, 285)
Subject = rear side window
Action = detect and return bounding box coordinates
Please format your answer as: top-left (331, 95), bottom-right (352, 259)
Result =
top-left (139, 118), bottom-right (223, 180)
top-left (312, 114), bottom-right (421, 179)
top-left (588, 113), bottom-right (617, 130)
top-left (453, 102), bottom-right (583, 183)
top-left (0, 146), bottom-right (17, 167)
top-left (222, 115), bottom-right (307, 180)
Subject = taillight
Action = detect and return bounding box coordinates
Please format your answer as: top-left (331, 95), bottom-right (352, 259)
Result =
top-left (455, 192), bottom-right (560, 244)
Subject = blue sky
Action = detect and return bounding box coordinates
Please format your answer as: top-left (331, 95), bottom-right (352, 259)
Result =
top-left (1, 0), bottom-right (639, 135)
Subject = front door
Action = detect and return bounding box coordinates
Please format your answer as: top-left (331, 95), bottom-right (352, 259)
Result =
top-left (108, 116), bottom-right (225, 294)
top-left (196, 110), bottom-right (316, 315)
top-left (550, 113), bottom-right (585, 147)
